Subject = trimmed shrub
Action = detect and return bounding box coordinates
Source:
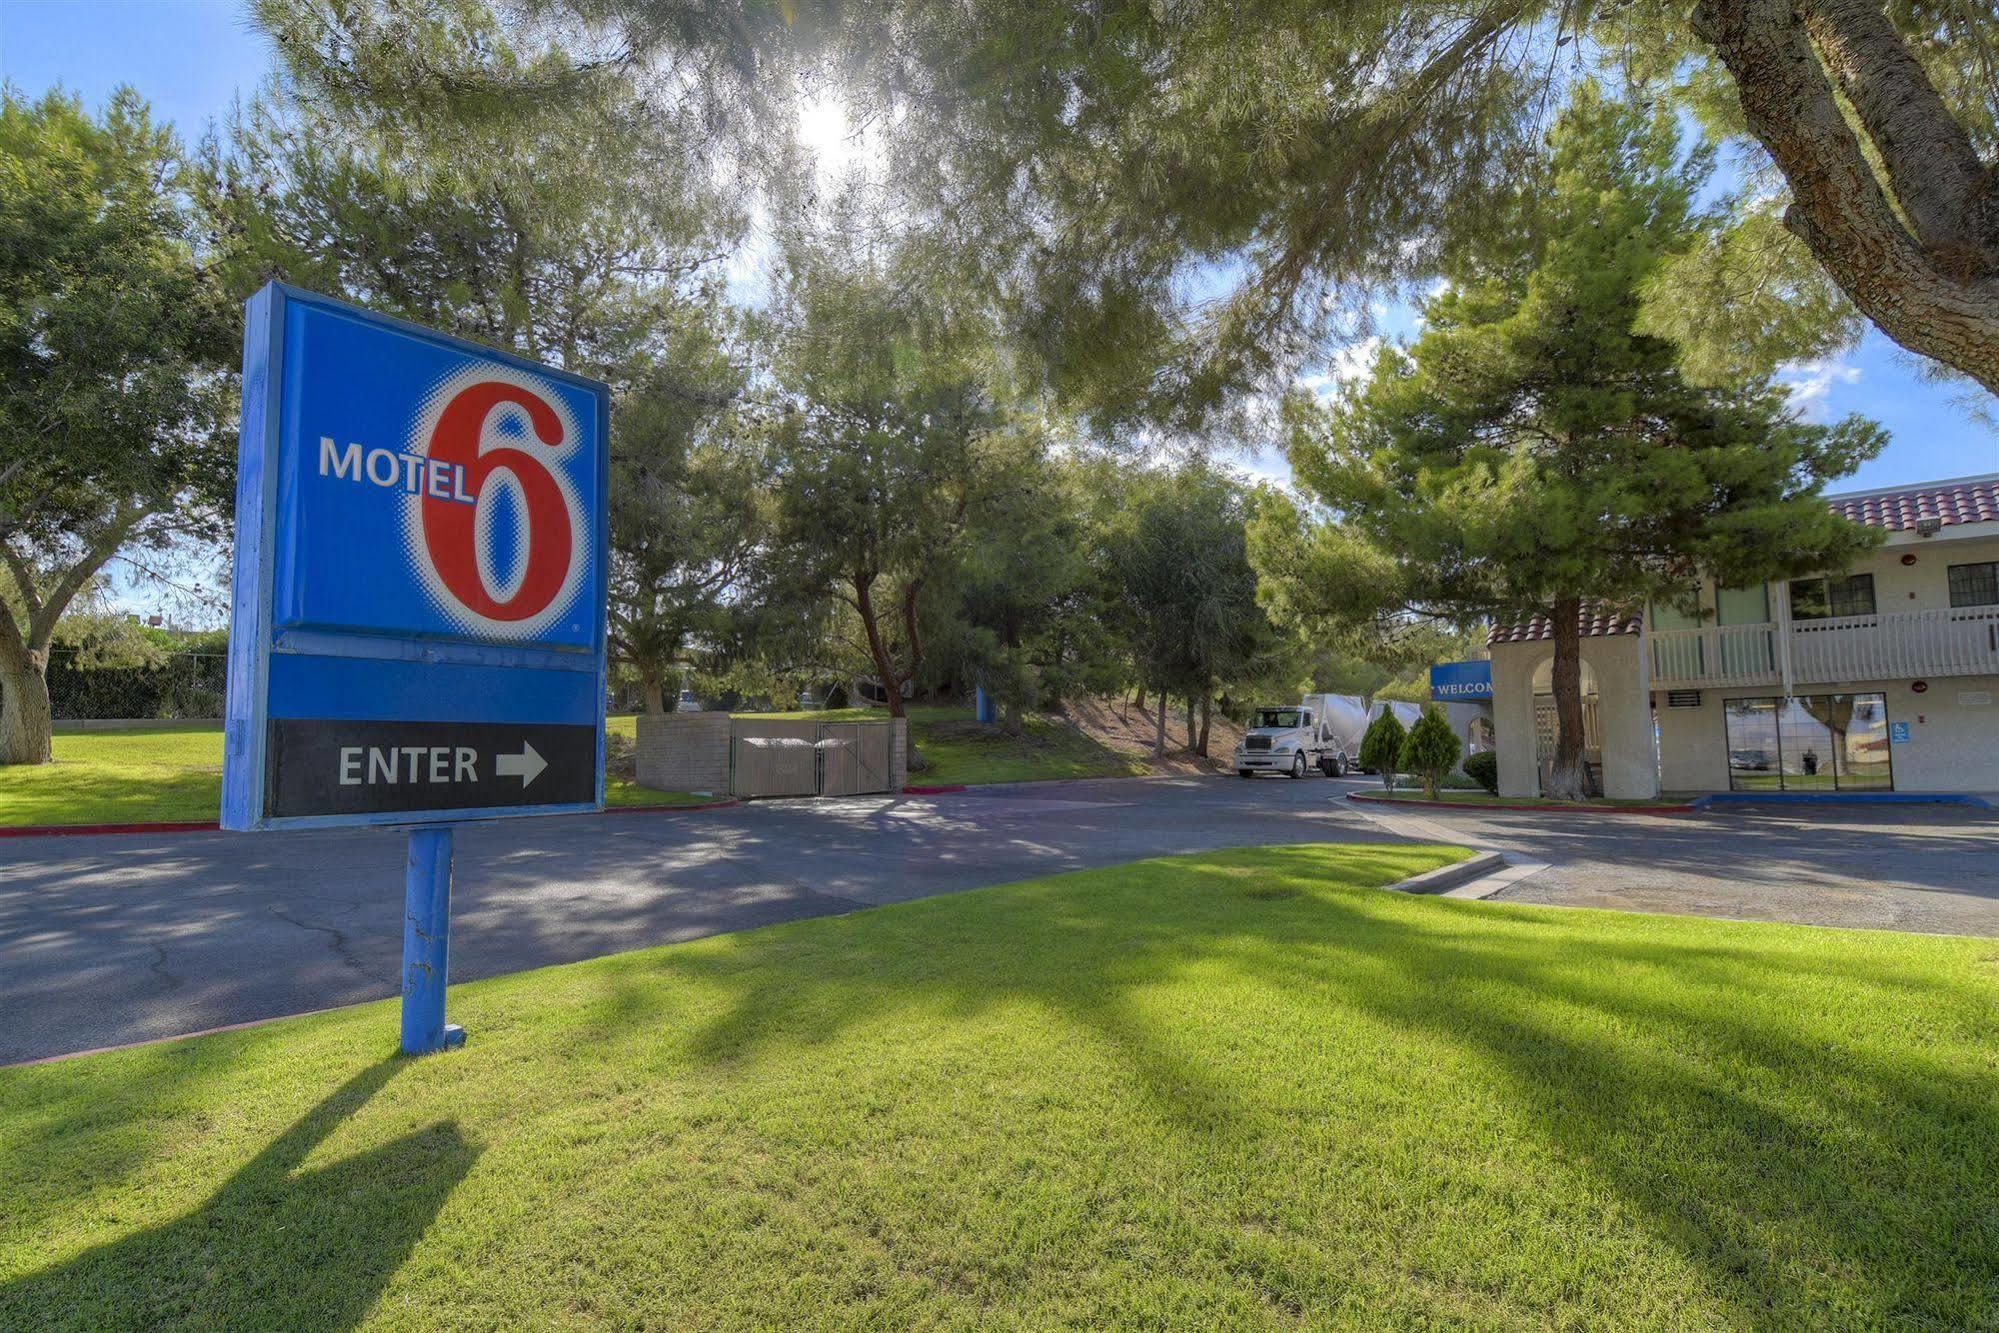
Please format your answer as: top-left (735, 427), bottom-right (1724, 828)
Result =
top-left (1400, 706), bottom-right (1464, 801)
top-left (1463, 749), bottom-right (1499, 794)
top-left (1358, 710), bottom-right (1407, 791)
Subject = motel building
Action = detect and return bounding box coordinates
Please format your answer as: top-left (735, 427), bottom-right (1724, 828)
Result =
top-left (1488, 474), bottom-right (1999, 801)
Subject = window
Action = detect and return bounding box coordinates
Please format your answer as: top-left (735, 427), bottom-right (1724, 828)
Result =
top-left (1254, 709), bottom-right (1304, 729)
top-left (1715, 584), bottom-right (1770, 626)
top-left (1724, 693), bottom-right (1892, 792)
top-left (1788, 573), bottom-right (1875, 621)
top-left (1948, 561), bottom-right (1999, 609)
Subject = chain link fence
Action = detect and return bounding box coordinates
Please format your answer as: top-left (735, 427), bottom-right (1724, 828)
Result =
top-left (46, 651), bottom-right (228, 722)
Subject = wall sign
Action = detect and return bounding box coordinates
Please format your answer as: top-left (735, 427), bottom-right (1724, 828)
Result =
top-left (1889, 721), bottom-right (1911, 744)
top-left (1429, 659), bottom-right (1494, 701)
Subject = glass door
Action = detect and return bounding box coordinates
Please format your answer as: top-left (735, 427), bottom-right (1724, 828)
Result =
top-left (1776, 697), bottom-right (1837, 791)
top-left (1832, 694), bottom-right (1892, 789)
top-left (1725, 699), bottom-right (1783, 791)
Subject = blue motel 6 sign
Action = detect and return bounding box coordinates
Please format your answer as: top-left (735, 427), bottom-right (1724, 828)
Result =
top-left (223, 283), bottom-right (609, 1053)
top-left (223, 283), bottom-right (609, 831)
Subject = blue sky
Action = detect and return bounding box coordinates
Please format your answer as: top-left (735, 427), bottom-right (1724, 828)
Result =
top-left (6, 0), bottom-right (1997, 499)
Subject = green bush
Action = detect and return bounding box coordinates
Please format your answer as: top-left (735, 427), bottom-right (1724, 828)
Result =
top-left (1357, 710), bottom-right (1407, 791)
top-left (1399, 706), bottom-right (1464, 801)
top-left (1462, 749), bottom-right (1499, 794)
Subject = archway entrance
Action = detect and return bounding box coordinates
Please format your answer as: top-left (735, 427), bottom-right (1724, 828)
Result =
top-left (1532, 656), bottom-right (1601, 796)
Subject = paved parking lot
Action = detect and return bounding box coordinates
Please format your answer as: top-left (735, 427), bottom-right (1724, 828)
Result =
top-left (1353, 798), bottom-right (1999, 936)
top-left (5, 775), bottom-right (1995, 1064)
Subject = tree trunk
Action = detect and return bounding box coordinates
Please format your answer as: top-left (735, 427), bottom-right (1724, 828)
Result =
top-left (852, 574), bottom-right (919, 769)
top-left (0, 505), bottom-right (145, 766)
top-left (1545, 597), bottom-right (1589, 801)
top-left (1692, 0), bottom-right (1999, 397)
top-left (1153, 689), bottom-right (1166, 759)
top-left (0, 640), bottom-right (53, 766)
top-left (1196, 695), bottom-right (1212, 757)
top-left (1003, 695), bottom-right (1023, 736)
top-left (1185, 694), bottom-right (1197, 750)
top-left (643, 676), bottom-right (667, 715)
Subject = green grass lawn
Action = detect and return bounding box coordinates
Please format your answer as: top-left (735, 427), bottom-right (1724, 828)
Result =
top-left (6, 842), bottom-right (1996, 1328)
top-left (0, 720), bottom-right (703, 827)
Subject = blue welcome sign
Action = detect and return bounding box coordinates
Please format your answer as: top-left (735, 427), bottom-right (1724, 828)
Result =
top-left (223, 283), bottom-right (609, 831)
top-left (1429, 659), bottom-right (1493, 702)
top-left (222, 283), bottom-right (609, 1054)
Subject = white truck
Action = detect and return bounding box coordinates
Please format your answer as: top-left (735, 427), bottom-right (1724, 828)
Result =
top-left (1232, 695), bottom-right (1366, 779)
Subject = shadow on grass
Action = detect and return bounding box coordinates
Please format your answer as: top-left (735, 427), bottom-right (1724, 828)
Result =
top-left (0, 1060), bottom-right (475, 1331)
top-left (576, 844), bottom-right (1999, 1323)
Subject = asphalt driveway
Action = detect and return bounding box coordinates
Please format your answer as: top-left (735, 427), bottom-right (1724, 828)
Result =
top-left (5, 776), bottom-right (1995, 1065)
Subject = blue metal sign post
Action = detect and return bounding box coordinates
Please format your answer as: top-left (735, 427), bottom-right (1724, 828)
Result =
top-left (401, 826), bottom-right (463, 1052)
top-left (223, 283), bottom-right (609, 1055)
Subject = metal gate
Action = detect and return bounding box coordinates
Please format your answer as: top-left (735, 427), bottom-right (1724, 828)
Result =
top-left (730, 719), bottom-right (895, 798)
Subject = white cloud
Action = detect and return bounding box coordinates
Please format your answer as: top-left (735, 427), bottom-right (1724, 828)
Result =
top-left (1330, 335), bottom-right (1385, 384)
top-left (1228, 444), bottom-right (1297, 492)
top-left (1779, 356), bottom-right (1862, 420)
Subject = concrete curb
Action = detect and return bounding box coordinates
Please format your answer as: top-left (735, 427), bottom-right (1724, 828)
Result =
top-left (1692, 791), bottom-right (1994, 810)
top-left (0, 796), bottom-right (744, 840)
top-left (1385, 850), bottom-right (1506, 895)
top-left (1348, 792), bottom-right (1698, 816)
top-left (1, 1002), bottom-right (362, 1069)
top-left (606, 797), bottom-right (740, 814)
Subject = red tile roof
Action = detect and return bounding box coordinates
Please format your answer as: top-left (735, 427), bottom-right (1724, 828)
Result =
top-left (1487, 477), bottom-right (1999, 645)
top-left (1489, 606), bottom-right (1642, 646)
top-left (1825, 476), bottom-right (1999, 532)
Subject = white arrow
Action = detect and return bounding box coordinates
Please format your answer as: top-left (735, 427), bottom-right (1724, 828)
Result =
top-left (495, 742), bottom-right (547, 787)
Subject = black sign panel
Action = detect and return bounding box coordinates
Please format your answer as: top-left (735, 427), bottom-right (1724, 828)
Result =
top-left (266, 719), bottom-right (598, 820)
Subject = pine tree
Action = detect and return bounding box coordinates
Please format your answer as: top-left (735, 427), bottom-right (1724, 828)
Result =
top-left (1399, 707), bottom-right (1463, 802)
top-left (1280, 87), bottom-right (1883, 800)
top-left (1358, 711), bottom-right (1406, 793)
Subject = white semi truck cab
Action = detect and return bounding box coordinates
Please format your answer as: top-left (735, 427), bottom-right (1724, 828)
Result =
top-left (1232, 700), bottom-right (1352, 779)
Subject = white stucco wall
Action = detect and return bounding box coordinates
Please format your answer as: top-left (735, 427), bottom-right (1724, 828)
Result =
top-left (1491, 642), bottom-right (1540, 798)
top-left (1658, 673), bottom-right (1999, 793)
top-left (1654, 693), bottom-right (1729, 793)
top-left (1490, 633), bottom-right (1659, 799)
top-left (1860, 530), bottom-right (1999, 612)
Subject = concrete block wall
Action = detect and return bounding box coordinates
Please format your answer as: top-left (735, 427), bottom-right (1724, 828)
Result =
top-left (635, 712), bottom-right (731, 793)
top-left (890, 718), bottom-right (909, 791)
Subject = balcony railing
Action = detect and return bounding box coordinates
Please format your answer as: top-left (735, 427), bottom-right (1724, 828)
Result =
top-left (1649, 605), bottom-right (1999, 688)
top-left (1648, 623), bottom-right (1779, 686)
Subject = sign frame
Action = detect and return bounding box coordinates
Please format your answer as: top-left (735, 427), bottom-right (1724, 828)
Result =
top-left (223, 282), bottom-right (610, 832)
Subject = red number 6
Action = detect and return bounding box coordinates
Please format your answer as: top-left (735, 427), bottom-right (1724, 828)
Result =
top-left (419, 381), bottom-right (574, 622)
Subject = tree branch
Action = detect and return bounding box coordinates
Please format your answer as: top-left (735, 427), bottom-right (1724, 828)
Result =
top-left (1797, 0), bottom-right (1998, 274)
top-left (1692, 0), bottom-right (1999, 394)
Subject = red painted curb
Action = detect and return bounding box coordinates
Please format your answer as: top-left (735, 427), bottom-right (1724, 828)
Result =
top-left (1348, 793), bottom-right (1697, 816)
top-left (0, 819), bottom-right (220, 839)
top-left (901, 784), bottom-right (968, 795)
